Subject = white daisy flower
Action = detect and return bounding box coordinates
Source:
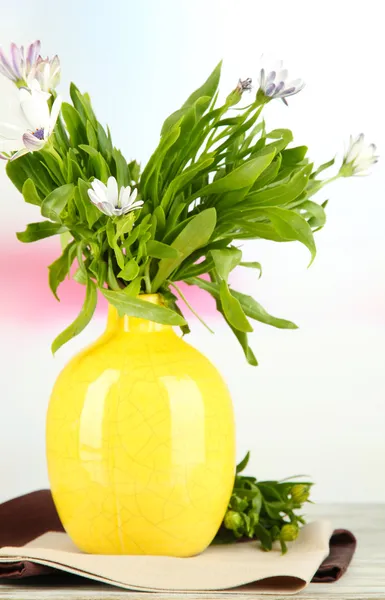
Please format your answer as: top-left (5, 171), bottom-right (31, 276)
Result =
top-left (88, 177), bottom-right (144, 217)
top-left (0, 40), bottom-right (41, 86)
top-left (340, 134), bottom-right (379, 176)
top-left (0, 78), bottom-right (62, 161)
top-left (258, 58), bottom-right (304, 105)
top-left (32, 55), bottom-right (61, 92)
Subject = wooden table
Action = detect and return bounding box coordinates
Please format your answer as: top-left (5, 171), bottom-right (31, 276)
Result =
top-left (0, 504), bottom-right (384, 599)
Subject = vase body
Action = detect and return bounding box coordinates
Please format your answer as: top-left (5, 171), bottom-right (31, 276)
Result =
top-left (46, 295), bottom-right (235, 556)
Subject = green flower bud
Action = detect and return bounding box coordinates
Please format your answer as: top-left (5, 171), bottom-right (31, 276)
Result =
top-left (224, 510), bottom-right (243, 531)
top-left (280, 523), bottom-right (299, 542)
top-left (291, 485), bottom-right (310, 504)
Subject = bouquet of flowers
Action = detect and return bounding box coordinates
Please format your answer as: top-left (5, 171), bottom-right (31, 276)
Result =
top-left (0, 41), bottom-right (378, 361)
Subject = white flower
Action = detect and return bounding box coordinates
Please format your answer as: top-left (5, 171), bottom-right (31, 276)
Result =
top-left (0, 41), bottom-right (41, 86)
top-left (32, 55), bottom-right (61, 92)
top-left (258, 58), bottom-right (304, 105)
top-left (340, 134), bottom-right (379, 176)
top-left (0, 79), bottom-right (62, 161)
top-left (88, 177), bottom-right (144, 217)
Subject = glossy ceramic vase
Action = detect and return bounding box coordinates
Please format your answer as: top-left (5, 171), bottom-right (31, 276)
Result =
top-left (46, 294), bottom-right (235, 556)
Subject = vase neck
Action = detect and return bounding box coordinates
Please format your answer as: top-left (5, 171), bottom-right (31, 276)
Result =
top-left (105, 294), bottom-right (174, 334)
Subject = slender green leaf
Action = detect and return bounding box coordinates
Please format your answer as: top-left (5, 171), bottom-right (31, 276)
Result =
top-left (101, 290), bottom-right (187, 326)
top-left (52, 278), bottom-right (97, 354)
top-left (193, 152), bottom-right (276, 199)
top-left (188, 277), bottom-right (298, 329)
top-left (17, 221), bottom-right (67, 243)
top-left (161, 61), bottom-right (221, 135)
top-left (152, 208), bottom-right (217, 290)
top-left (22, 179), bottom-right (41, 206)
top-left (48, 241), bottom-right (77, 300)
top-left (258, 207), bottom-right (317, 265)
top-left (147, 240), bottom-right (180, 259)
top-left (236, 452), bottom-right (250, 474)
top-left (118, 259), bottom-right (140, 281)
top-left (246, 165), bottom-right (312, 207)
top-left (240, 261), bottom-right (262, 278)
top-left (41, 183), bottom-right (74, 222)
top-left (219, 280), bottom-right (253, 333)
top-left (61, 103), bottom-right (87, 146)
top-left (210, 247), bottom-right (242, 281)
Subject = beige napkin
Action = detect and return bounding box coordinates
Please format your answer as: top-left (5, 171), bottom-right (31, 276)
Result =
top-left (0, 520), bottom-right (333, 595)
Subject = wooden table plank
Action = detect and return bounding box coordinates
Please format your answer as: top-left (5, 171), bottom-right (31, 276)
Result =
top-left (0, 504), bottom-right (384, 599)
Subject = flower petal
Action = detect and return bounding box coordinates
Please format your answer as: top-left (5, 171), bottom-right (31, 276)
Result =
top-left (22, 131), bottom-right (44, 151)
top-left (0, 47), bottom-right (16, 81)
top-left (106, 176), bottom-right (119, 205)
top-left (26, 40), bottom-right (41, 70)
top-left (91, 178), bottom-right (108, 198)
top-left (0, 121), bottom-right (24, 140)
top-left (20, 88), bottom-right (50, 129)
top-left (10, 44), bottom-right (24, 81)
top-left (10, 147), bottom-right (30, 161)
top-left (48, 95), bottom-right (62, 135)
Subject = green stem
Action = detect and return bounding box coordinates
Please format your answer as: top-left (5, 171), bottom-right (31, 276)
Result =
top-left (144, 259), bottom-right (152, 293)
top-left (169, 281), bottom-right (214, 333)
top-left (323, 173), bottom-right (342, 186)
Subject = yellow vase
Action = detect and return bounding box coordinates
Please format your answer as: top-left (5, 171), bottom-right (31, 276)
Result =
top-left (46, 294), bottom-right (235, 556)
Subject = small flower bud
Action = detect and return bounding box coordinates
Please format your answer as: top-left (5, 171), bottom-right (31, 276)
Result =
top-left (224, 510), bottom-right (243, 531)
top-left (280, 523), bottom-right (299, 542)
top-left (291, 484), bottom-right (310, 504)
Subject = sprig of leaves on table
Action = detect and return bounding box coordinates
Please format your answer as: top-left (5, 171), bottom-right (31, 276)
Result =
top-left (7, 62), bottom-right (337, 359)
top-left (214, 452), bottom-right (313, 554)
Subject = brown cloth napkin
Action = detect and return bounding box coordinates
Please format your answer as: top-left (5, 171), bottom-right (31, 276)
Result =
top-left (0, 490), bottom-right (356, 583)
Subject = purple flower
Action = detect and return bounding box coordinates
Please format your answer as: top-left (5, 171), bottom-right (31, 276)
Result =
top-left (258, 59), bottom-right (304, 105)
top-left (0, 41), bottom-right (41, 86)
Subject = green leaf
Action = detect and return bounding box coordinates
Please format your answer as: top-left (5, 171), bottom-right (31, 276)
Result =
top-left (77, 179), bottom-right (101, 228)
top-left (41, 183), bottom-right (74, 222)
top-left (193, 152), bottom-right (276, 199)
top-left (114, 213), bottom-right (135, 239)
top-left (17, 221), bottom-right (67, 243)
top-left (246, 164), bottom-right (312, 208)
top-left (123, 277), bottom-right (142, 297)
top-left (240, 261), bottom-right (262, 278)
top-left (97, 123), bottom-right (113, 158)
top-left (229, 327), bottom-right (258, 366)
top-left (188, 277), bottom-right (297, 330)
top-left (141, 122), bottom-right (181, 200)
top-left (258, 206), bottom-right (317, 265)
top-left (147, 240), bottom-right (180, 259)
top-left (118, 259), bottom-right (140, 281)
top-left (152, 208), bottom-right (217, 291)
top-left (210, 247), bottom-right (242, 281)
top-left (52, 278), bottom-right (97, 354)
top-left (22, 179), bottom-right (41, 206)
top-left (219, 280), bottom-right (253, 333)
top-left (6, 153), bottom-right (54, 196)
top-left (61, 103), bottom-right (87, 147)
top-left (236, 452), bottom-right (250, 474)
top-left (160, 156), bottom-right (214, 210)
top-left (161, 61), bottom-right (222, 135)
top-left (254, 524), bottom-right (273, 551)
top-left (281, 146), bottom-right (308, 165)
top-left (112, 148), bottom-right (130, 187)
top-left (48, 241), bottom-right (77, 300)
top-left (86, 121), bottom-right (98, 148)
top-left (70, 83), bottom-right (97, 126)
top-left (101, 290), bottom-right (187, 326)
top-left (298, 200), bottom-right (327, 229)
